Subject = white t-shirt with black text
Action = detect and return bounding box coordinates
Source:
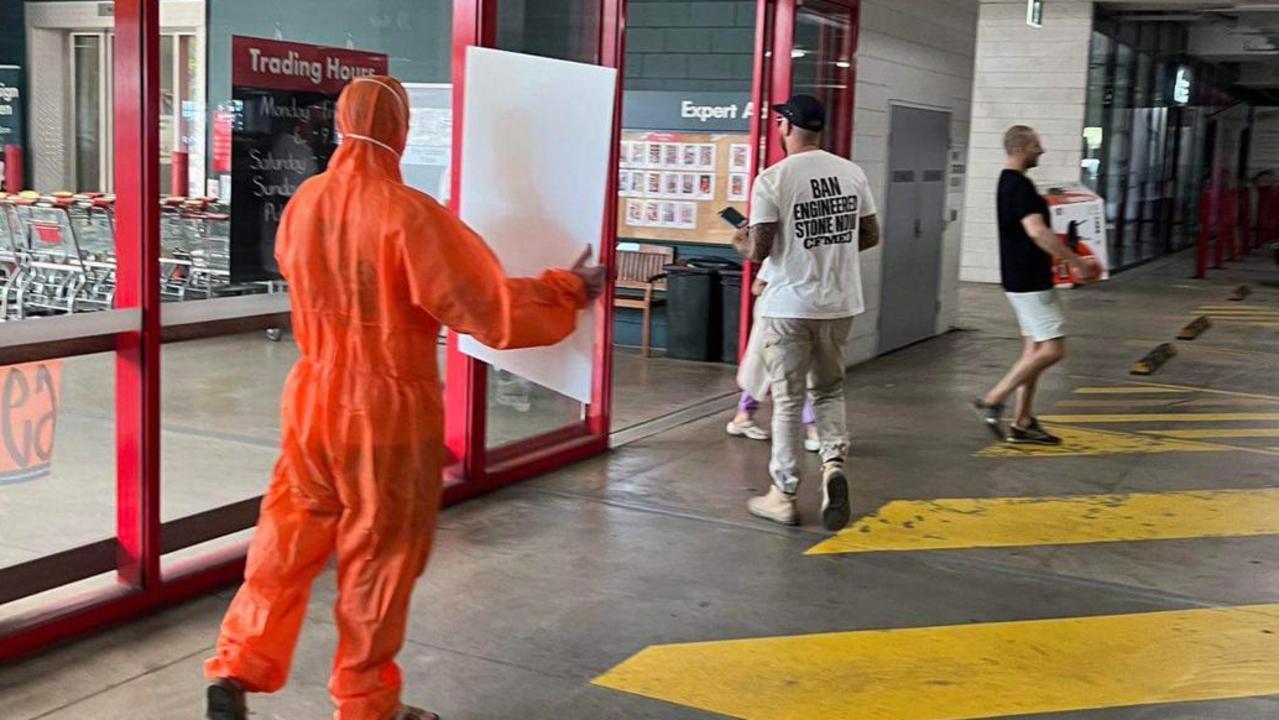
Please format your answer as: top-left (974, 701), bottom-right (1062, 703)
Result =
top-left (749, 149), bottom-right (876, 319)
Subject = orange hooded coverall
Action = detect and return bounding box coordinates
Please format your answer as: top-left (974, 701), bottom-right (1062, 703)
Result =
top-left (204, 76), bottom-right (588, 720)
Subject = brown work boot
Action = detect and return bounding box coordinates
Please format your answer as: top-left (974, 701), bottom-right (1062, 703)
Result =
top-left (206, 678), bottom-right (247, 720)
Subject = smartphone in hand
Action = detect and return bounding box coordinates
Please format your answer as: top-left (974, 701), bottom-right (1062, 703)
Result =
top-left (718, 207), bottom-right (748, 229)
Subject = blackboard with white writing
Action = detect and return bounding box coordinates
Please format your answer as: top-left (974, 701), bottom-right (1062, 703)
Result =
top-left (229, 36), bottom-right (387, 282)
top-left (229, 88), bottom-right (334, 281)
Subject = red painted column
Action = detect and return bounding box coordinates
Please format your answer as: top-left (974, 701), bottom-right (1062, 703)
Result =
top-left (114, 0), bottom-right (162, 589)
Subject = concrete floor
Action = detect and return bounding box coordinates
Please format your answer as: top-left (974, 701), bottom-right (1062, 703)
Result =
top-left (4, 250), bottom-right (1279, 719)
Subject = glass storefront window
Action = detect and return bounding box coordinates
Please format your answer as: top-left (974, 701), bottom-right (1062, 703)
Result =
top-left (481, 0), bottom-right (603, 449)
top-left (72, 35), bottom-right (105, 193)
top-left (156, 0), bottom-right (455, 557)
top-left (792, 0), bottom-right (855, 157)
top-left (1081, 32), bottom-right (1111, 192)
top-left (0, 354), bottom-right (115, 571)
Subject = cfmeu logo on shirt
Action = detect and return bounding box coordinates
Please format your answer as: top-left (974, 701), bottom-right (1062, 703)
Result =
top-left (794, 176), bottom-right (859, 250)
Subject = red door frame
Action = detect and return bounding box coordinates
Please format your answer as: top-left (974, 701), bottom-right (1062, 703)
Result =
top-left (442, 0), bottom-right (625, 503)
top-left (0, 0), bottom-right (626, 663)
top-left (739, 0), bottom-right (861, 357)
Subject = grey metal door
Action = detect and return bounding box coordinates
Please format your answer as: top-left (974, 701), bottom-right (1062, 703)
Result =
top-left (879, 106), bottom-right (950, 354)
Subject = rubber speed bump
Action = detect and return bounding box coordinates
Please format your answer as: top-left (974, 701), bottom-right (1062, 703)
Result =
top-left (1177, 315), bottom-right (1212, 340)
top-left (1130, 342), bottom-right (1176, 375)
top-left (1230, 285), bottom-right (1252, 301)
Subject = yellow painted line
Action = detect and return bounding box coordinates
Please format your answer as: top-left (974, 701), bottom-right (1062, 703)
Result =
top-left (805, 488), bottom-right (1279, 555)
top-left (1195, 307), bottom-right (1279, 312)
top-left (1073, 386), bottom-right (1190, 395)
top-left (1123, 340), bottom-right (1279, 360)
top-left (1198, 311), bottom-right (1279, 316)
top-left (1214, 321), bottom-right (1279, 329)
top-left (1040, 412), bottom-right (1279, 424)
top-left (1127, 381), bottom-right (1279, 402)
top-left (1144, 428), bottom-right (1279, 439)
top-left (595, 604), bottom-right (1279, 720)
top-left (1055, 399), bottom-right (1179, 408)
top-left (976, 424), bottom-right (1223, 459)
top-left (1197, 308), bottom-right (1279, 313)
top-left (1181, 397), bottom-right (1279, 407)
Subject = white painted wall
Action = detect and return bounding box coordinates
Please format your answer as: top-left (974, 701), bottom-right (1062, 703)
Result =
top-left (959, 0), bottom-right (1092, 284)
top-left (848, 0), bottom-right (979, 364)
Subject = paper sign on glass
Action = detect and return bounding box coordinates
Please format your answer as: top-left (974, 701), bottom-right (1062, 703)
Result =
top-left (457, 48), bottom-right (617, 405)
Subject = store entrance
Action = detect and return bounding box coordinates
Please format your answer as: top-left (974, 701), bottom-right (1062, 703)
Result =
top-left (609, 0), bottom-right (860, 437)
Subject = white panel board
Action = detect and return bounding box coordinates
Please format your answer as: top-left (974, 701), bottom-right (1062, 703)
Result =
top-left (457, 48), bottom-right (616, 405)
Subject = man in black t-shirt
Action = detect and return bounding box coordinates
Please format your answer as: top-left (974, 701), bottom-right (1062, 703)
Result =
top-left (972, 125), bottom-right (1097, 445)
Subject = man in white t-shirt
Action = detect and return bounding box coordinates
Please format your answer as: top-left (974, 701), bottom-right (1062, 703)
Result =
top-left (733, 94), bottom-right (880, 531)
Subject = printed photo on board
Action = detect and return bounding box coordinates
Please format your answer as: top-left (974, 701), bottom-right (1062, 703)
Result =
top-left (631, 172), bottom-right (646, 195)
top-left (644, 201), bottom-right (660, 224)
top-left (662, 172), bottom-right (680, 197)
top-left (698, 173), bottom-right (714, 198)
top-left (662, 143), bottom-right (679, 167)
top-left (661, 202), bottom-right (677, 226)
top-left (681, 173), bottom-right (696, 196)
top-left (618, 169), bottom-right (630, 195)
top-left (647, 142), bottom-right (663, 166)
top-left (646, 172), bottom-right (662, 195)
top-left (630, 141), bottom-right (646, 166)
top-left (681, 144), bottom-right (698, 167)
top-left (699, 145), bottom-right (715, 169)
top-left (678, 202), bottom-right (696, 229)
top-left (730, 144), bottom-right (750, 172)
top-left (728, 173), bottom-right (748, 201)
top-left (626, 199), bottom-right (643, 226)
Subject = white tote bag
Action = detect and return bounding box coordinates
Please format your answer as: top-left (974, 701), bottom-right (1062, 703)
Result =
top-left (736, 303), bottom-right (771, 400)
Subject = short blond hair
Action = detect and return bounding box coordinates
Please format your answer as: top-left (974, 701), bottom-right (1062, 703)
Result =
top-left (1004, 125), bottom-right (1037, 155)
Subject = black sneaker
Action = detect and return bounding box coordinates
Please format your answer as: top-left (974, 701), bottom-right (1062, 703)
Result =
top-left (1008, 419), bottom-right (1063, 446)
top-left (207, 679), bottom-right (247, 720)
top-left (971, 399), bottom-right (1006, 440)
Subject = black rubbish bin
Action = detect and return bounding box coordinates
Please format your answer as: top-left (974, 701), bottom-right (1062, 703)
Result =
top-left (720, 269), bottom-right (743, 364)
top-left (663, 258), bottom-right (741, 361)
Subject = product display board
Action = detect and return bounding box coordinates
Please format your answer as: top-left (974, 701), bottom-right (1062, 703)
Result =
top-left (228, 36), bottom-right (388, 282)
top-left (617, 130), bottom-right (753, 246)
top-left (457, 48), bottom-right (617, 405)
top-left (1043, 185), bottom-right (1111, 287)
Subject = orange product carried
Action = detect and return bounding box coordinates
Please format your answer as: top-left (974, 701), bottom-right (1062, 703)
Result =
top-left (1043, 185), bottom-right (1109, 288)
top-left (204, 75), bottom-right (587, 720)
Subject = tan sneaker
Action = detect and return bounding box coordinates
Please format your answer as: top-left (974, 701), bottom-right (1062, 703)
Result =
top-left (820, 462), bottom-right (850, 532)
top-left (748, 486), bottom-right (799, 526)
top-left (727, 418), bottom-right (770, 441)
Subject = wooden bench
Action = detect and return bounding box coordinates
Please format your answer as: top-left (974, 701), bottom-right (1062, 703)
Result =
top-left (614, 243), bottom-right (673, 357)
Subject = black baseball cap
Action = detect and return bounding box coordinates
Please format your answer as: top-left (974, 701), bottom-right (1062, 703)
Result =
top-left (772, 94), bottom-right (825, 132)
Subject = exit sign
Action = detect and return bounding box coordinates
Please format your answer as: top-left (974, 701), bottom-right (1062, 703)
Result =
top-left (1027, 0), bottom-right (1044, 27)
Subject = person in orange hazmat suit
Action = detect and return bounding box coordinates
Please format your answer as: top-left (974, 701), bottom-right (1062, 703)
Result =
top-left (204, 75), bottom-right (606, 720)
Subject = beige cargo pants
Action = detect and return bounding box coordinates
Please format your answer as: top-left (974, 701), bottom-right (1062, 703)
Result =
top-left (758, 316), bottom-right (854, 493)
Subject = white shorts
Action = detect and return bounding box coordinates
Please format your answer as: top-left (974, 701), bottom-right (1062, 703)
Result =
top-left (1006, 289), bottom-right (1066, 342)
